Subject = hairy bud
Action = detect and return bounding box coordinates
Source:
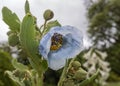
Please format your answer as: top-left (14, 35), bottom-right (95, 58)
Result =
top-left (8, 34), bottom-right (19, 47)
top-left (43, 9), bottom-right (54, 21)
top-left (71, 61), bottom-right (81, 70)
top-left (74, 68), bottom-right (87, 80)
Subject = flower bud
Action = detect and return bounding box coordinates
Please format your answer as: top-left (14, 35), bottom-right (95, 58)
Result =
top-left (7, 31), bottom-right (14, 36)
top-left (8, 34), bottom-right (19, 47)
top-left (71, 61), bottom-right (81, 70)
top-left (68, 67), bottom-right (76, 76)
top-left (43, 9), bottom-right (54, 21)
top-left (74, 68), bottom-right (87, 80)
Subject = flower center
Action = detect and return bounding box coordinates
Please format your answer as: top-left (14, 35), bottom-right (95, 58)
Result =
top-left (50, 33), bottom-right (63, 51)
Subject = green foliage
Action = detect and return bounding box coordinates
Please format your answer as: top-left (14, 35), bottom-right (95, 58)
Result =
top-left (44, 20), bottom-right (61, 34)
top-left (20, 14), bottom-right (38, 58)
top-left (8, 34), bottom-right (19, 47)
top-left (88, 0), bottom-right (120, 47)
top-left (12, 58), bottom-right (29, 71)
top-left (2, 7), bottom-right (20, 32)
top-left (0, 51), bottom-right (13, 70)
top-left (5, 56), bottom-right (47, 86)
top-left (2, 1), bottom-right (49, 85)
top-left (25, 0), bottom-right (30, 14)
top-left (1, 0), bottom-right (99, 86)
top-left (106, 42), bottom-right (120, 74)
top-left (58, 58), bottom-right (99, 86)
top-left (90, 12), bottom-right (112, 29)
top-left (79, 69), bottom-right (99, 86)
top-left (87, 0), bottom-right (120, 77)
top-left (0, 50), bottom-right (18, 86)
top-left (88, 0), bottom-right (107, 19)
top-left (106, 82), bottom-right (120, 86)
top-left (109, 0), bottom-right (120, 7)
top-left (20, 14), bottom-right (48, 73)
top-left (5, 71), bottom-right (25, 86)
top-left (41, 59), bottom-right (48, 71)
top-left (107, 72), bottom-right (120, 82)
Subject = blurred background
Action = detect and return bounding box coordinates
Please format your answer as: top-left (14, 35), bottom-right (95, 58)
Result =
top-left (0, 0), bottom-right (120, 86)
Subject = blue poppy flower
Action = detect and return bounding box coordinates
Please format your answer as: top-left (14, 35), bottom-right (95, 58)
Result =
top-left (39, 26), bottom-right (83, 70)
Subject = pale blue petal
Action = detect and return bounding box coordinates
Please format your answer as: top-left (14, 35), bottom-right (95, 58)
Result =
top-left (48, 33), bottom-right (83, 70)
top-left (39, 33), bottom-right (52, 59)
top-left (48, 57), bottom-right (66, 70)
top-left (39, 25), bottom-right (83, 70)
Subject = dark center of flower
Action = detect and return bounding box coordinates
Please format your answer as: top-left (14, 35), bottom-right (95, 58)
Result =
top-left (50, 33), bottom-right (63, 51)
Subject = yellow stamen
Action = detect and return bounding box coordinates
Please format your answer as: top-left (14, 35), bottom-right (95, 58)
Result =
top-left (50, 33), bottom-right (63, 51)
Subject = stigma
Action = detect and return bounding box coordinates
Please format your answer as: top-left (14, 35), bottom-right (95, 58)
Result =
top-left (50, 33), bottom-right (63, 51)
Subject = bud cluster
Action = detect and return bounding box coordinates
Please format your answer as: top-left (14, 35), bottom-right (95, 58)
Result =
top-left (63, 61), bottom-right (87, 86)
top-left (7, 31), bottom-right (19, 47)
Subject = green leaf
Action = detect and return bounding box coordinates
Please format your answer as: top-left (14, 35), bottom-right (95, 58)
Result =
top-left (45, 20), bottom-right (61, 34)
top-left (20, 14), bottom-right (37, 57)
top-left (19, 14), bottom-right (44, 73)
top-left (0, 51), bottom-right (18, 86)
top-left (2, 7), bottom-right (20, 31)
top-left (25, 0), bottom-right (30, 14)
top-left (12, 59), bottom-right (29, 71)
top-left (79, 69), bottom-right (99, 86)
top-left (0, 80), bottom-right (4, 86)
top-left (5, 71), bottom-right (25, 86)
top-left (0, 51), bottom-right (14, 70)
top-left (41, 60), bottom-right (48, 71)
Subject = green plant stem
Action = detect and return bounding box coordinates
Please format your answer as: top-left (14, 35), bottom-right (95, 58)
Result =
top-left (41, 20), bottom-right (47, 36)
top-left (37, 74), bottom-right (43, 86)
top-left (36, 25), bottom-right (42, 36)
top-left (58, 60), bottom-right (68, 86)
top-left (40, 25), bottom-right (43, 30)
top-left (79, 69), bottom-right (99, 86)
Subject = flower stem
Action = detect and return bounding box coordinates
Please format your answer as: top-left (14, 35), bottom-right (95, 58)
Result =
top-left (41, 20), bottom-right (47, 36)
top-left (37, 74), bottom-right (43, 86)
top-left (58, 60), bottom-right (68, 86)
top-left (36, 25), bottom-right (42, 36)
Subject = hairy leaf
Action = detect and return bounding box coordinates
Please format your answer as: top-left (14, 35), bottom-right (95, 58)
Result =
top-left (2, 7), bottom-right (20, 31)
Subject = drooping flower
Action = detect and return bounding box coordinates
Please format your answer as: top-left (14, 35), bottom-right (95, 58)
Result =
top-left (39, 26), bottom-right (83, 70)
